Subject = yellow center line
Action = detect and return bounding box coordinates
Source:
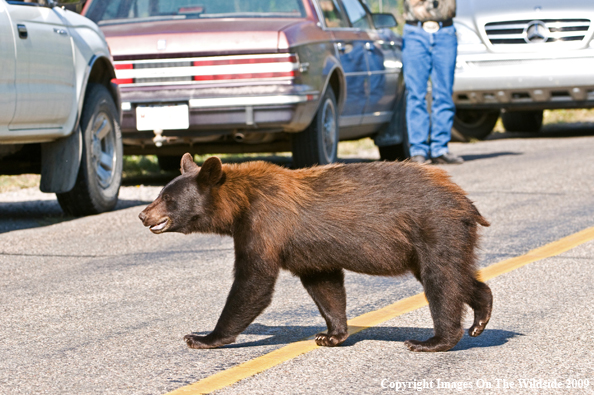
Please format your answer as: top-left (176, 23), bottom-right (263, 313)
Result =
top-left (166, 225), bottom-right (594, 395)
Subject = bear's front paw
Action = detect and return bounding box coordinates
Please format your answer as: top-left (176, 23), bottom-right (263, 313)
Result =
top-left (184, 334), bottom-right (230, 349)
top-left (314, 332), bottom-right (348, 347)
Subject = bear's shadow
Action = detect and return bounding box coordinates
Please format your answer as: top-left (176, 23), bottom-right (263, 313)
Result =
top-left (188, 323), bottom-right (521, 352)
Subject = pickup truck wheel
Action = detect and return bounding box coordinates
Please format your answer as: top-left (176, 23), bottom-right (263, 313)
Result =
top-left (453, 109), bottom-right (500, 140)
top-left (292, 89), bottom-right (338, 168)
top-left (501, 110), bottom-right (543, 133)
top-left (57, 84), bottom-right (122, 216)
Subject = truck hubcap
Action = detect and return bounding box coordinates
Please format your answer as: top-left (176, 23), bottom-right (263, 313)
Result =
top-left (91, 112), bottom-right (116, 189)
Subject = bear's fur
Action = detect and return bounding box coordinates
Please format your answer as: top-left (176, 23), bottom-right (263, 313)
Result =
top-left (139, 154), bottom-right (492, 352)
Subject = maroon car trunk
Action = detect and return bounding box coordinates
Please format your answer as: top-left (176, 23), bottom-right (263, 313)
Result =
top-left (103, 19), bottom-right (301, 59)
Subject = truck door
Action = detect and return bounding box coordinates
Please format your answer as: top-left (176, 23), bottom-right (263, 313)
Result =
top-left (7, 2), bottom-right (75, 131)
top-left (0, 1), bottom-right (16, 131)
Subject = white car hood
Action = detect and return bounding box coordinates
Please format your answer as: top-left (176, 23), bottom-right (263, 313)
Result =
top-left (457, 0), bottom-right (594, 28)
top-left (458, 0), bottom-right (591, 18)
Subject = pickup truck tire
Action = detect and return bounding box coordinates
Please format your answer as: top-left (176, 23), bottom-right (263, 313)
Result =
top-left (453, 109), bottom-right (500, 140)
top-left (57, 84), bottom-right (123, 216)
top-left (292, 89), bottom-right (338, 168)
top-left (501, 110), bottom-right (543, 133)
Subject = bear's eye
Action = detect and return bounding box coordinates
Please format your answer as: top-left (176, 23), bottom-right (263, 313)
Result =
top-left (162, 194), bottom-right (172, 202)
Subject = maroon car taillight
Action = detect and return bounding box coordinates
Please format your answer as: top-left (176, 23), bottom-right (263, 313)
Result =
top-left (112, 54), bottom-right (299, 87)
top-left (192, 55), bottom-right (298, 81)
top-left (192, 55), bottom-right (297, 66)
top-left (112, 63), bottom-right (133, 85)
top-left (192, 71), bottom-right (296, 81)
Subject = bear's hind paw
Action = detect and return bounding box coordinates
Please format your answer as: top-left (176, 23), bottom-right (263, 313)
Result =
top-left (469, 319), bottom-right (489, 337)
top-left (184, 334), bottom-right (231, 349)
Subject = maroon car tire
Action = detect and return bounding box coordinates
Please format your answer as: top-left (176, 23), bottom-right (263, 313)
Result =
top-left (157, 155), bottom-right (183, 172)
top-left (292, 89), bottom-right (339, 168)
top-left (378, 82), bottom-right (410, 161)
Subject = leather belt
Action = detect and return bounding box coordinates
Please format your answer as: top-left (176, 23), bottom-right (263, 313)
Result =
top-left (406, 18), bottom-right (453, 33)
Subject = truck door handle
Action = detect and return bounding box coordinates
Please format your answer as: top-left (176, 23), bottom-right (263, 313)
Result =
top-left (53, 28), bottom-right (68, 36)
top-left (17, 24), bottom-right (27, 39)
top-left (336, 42), bottom-right (346, 52)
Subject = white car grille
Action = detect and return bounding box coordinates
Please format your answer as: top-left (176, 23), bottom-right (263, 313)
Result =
top-left (485, 19), bottom-right (591, 45)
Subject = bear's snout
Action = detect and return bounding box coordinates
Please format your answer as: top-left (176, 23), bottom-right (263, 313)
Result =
top-left (139, 202), bottom-right (172, 234)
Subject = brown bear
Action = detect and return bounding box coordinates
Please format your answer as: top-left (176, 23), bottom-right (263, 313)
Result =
top-left (139, 153), bottom-right (492, 352)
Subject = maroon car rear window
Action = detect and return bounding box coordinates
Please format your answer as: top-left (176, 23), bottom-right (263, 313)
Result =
top-left (85, 0), bottom-right (307, 24)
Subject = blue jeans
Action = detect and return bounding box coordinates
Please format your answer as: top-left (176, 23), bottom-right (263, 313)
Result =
top-left (402, 23), bottom-right (457, 158)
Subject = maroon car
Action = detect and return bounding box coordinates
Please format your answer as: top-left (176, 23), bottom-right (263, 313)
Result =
top-left (82, 0), bottom-right (406, 168)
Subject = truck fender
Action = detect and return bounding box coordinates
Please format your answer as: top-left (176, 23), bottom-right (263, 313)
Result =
top-left (40, 126), bottom-right (82, 193)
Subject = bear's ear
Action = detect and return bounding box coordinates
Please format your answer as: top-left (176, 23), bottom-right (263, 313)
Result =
top-left (197, 157), bottom-right (224, 186)
top-left (180, 153), bottom-right (199, 174)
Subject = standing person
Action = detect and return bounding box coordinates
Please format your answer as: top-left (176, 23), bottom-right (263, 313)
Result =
top-left (403, 0), bottom-right (463, 164)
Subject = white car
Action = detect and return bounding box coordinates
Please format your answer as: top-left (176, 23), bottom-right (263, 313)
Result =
top-left (453, 0), bottom-right (594, 139)
top-left (0, 0), bottom-right (122, 216)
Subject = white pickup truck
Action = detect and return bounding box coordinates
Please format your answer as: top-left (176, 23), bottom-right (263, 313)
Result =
top-left (0, 0), bottom-right (121, 216)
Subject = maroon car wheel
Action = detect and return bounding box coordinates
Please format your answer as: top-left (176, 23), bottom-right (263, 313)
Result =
top-left (292, 89), bottom-right (339, 168)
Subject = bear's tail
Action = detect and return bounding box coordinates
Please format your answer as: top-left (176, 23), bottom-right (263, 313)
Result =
top-left (473, 205), bottom-right (490, 227)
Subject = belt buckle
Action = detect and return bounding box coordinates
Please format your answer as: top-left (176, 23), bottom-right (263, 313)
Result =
top-left (422, 21), bottom-right (440, 33)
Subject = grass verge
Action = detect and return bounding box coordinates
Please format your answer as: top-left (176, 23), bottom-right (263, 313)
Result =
top-left (0, 174), bottom-right (41, 194)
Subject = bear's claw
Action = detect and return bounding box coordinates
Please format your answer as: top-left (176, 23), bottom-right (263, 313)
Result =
top-left (184, 334), bottom-right (219, 349)
top-left (314, 332), bottom-right (348, 347)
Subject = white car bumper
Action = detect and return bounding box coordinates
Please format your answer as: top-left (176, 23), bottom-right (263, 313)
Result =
top-left (454, 48), bottom-right (594, 109)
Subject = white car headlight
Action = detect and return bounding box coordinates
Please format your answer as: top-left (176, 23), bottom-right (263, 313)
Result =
top-left (455, 22), bottom-right (482, 45)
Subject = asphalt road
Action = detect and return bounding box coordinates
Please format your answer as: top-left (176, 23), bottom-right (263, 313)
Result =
top-left (1, 126), bottom-right (594, 394)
